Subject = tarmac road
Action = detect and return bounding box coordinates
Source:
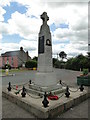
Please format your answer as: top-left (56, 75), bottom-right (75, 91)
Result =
top-left (2, 70), bottom-right (36, 87)
top-left (2, 68), bottom-right (81, 87)
top-left (2, 69), bottom-right (89, 119)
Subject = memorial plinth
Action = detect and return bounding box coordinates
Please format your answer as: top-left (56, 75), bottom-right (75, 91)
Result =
top-left (2, 88), bottom-right (89, 118)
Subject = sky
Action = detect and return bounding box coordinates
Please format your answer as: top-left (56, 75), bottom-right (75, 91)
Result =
top-left (0, 0), bottom-right (89, 58)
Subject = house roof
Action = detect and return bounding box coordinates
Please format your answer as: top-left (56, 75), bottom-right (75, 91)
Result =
top-left (1, 47), bottom-right (31, 60)
top-left (1, 50), bottom-right (20, 57)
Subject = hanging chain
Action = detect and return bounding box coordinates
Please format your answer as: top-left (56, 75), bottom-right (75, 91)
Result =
top-left (59, 81), bottom-right (79, 93)
top-left (26, 92), bottom-right (41, 99)
top-left (12, 82), bottom-right (29, 87)
top-left (58, 93), bottom-right (65, 99)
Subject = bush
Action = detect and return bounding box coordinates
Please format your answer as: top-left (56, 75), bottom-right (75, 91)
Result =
top-left (82, 68), bottom-right (89, 75)
top-left (54, 60), bottom-right (65, 68)
top-left (25, 60), bottom-right (37, 68)
top-left (65, 54), bottom-right (89, 71)
top-left (54, 60), bottom-right (60, 68)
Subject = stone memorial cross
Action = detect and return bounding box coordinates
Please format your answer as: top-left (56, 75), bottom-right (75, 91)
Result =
top-left (41, 12), bottom-right (49, 24)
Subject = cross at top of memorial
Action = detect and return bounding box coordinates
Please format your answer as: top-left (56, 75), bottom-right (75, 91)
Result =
top-left (40, 12), bottom-right (49, 24)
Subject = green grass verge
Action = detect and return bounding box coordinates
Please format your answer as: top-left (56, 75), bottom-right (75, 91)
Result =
top-left (0, 69), bottom-right (29, 73)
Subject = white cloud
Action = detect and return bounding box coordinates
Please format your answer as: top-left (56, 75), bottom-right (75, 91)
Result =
top-left (0, 0), bottom-right (12, 7)
top-left (53, 27), bottom-right (88, 57)
top-left (53, 28), bottom-right (88, 42)
top-left (0, 34), bottom-right (2, 41)
top-left (1, 43), bottom-right (19, 54)
top-left (52, 42), bottom-right (87, 59)
top-left (0, 7), bottom-right (6, 21)
top-left (0, 22), bottom-right (9, 34)
top-left (1, 39), bottom-right (38, 58)
top-left (19, 40), bottom-right (37, 51)
top-left (0, 1), bottom-right (88, 58)
top-left (7, 11), bottom-right (41, 40)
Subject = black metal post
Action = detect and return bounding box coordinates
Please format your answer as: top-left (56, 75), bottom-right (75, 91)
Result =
top-left (29, 80), bottom-right (32, 84)
top-left (60, 80), bottom-right (62, 84)
top-left (79, 84), bottom-right (84, 91)
top-left (21, 86), bottom-right (26, 97)
top-left (42, 92), bottom-right (49, 108)
top-left (65, 86), bottom-right (70, 98)
top-left (7, 82), bottom-right (11, 91)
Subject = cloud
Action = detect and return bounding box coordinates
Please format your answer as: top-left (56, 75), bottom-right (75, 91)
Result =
top-left (1, 42), bottom-right (19, 55)
top-left (0, 0), bottom-right (11, 7)
top-left (53, 28), bottom-right (88, 42)
top-left (0, 34), bottom-right (2, 41)
top-left (0, 1), bottom-right (88, 58)
top-left (53, 27), bottom-right (88, 57)
top-left (0, 22), bottom-right (9, 34)
top-left (44, 0), bottom-right (88, 2)
top-left (7, 11), bottom-right (41, 40)
top-left (19, 40), bottom-right (37, 51)
top-left (52, 42), bottom-right (87, 59)
top-left (0, 39), bottom-right (38, 58)
top-left (0, 7), bottom-right (6, 21)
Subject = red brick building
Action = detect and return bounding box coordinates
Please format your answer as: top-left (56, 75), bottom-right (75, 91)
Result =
top-left (0, 47), bottom-right (31, 68)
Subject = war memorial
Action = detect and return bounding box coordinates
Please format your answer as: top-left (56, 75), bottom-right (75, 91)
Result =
top-left (2, 12), bottom-right (89, 118)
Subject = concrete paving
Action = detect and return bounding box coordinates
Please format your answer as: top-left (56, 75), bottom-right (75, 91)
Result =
top-left (2, 97), bottom-right (35, 118)
top-left (2, 69), bottom-right (90, 118)
top-left (58, 98), bottom-right (89, 118)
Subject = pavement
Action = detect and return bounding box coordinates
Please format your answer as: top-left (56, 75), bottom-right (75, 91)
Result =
top-left (2, 97), bottom-right (35, 118)
top-left (58, 98), bottom-right (89, 118)
top-left (1, 69), bottom-right (90, 119)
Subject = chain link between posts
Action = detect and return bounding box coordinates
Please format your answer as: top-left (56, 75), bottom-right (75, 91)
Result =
top-left (10, 79), bottom-right (81, 100)
top-left (26, 92), bottom-right (41, 99)
top-left (58, 93), bottom-right (65, 99)
top-left (12, 82), bottom-right (29, 87)
top-left (59, 80), bottom-right (79, 92)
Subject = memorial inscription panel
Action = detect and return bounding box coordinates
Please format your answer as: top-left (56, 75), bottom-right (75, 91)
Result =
top-left (38, 36), bottom-right (44, 54)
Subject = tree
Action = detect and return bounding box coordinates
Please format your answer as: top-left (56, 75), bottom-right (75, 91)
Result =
top-left (53, 58), bottom-right (58, 67)
top-left (59, 51), bottom-right (67, 61)
top-left (87, 52), bottom-right (90, 71)
top-left (54, 60), bottom-right (61, 68)
top-left (65, 58), bottom-right (73, 70)
top-left (32, 56), bottom-right (38, 61)
top-left (54, 60), bottom-right (66, 69)
top-left (65, 54), bottom-right (90, 71)
top-left (87, 52), bottom-right (90, 58)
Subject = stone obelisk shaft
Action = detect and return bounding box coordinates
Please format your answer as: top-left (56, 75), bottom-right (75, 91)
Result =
top-left (35, 12), bottom-right (57, 87)
top-left (38, 12), bottom-right (53, 72)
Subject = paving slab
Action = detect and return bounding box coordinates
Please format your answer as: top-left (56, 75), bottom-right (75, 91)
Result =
top-left (58, 98), bottom-right (89, 118)
top-left (2, 97), bottom-right (35, 118)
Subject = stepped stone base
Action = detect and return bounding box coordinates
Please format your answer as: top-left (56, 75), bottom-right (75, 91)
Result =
top-left (35, 72), bottom-right (57, 86)
top-left (2, 88), bottom-right (89, 118)
top-left (27, 83), bottom-right (65, 96)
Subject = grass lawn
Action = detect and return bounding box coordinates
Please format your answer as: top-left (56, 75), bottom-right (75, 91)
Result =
top-left (0, 69), bottom-right (30, 73)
